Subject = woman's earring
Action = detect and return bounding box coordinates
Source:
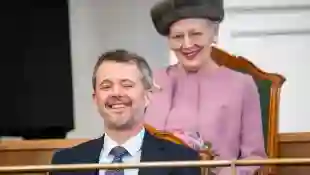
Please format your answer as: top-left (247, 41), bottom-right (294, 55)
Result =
top-left (213, 36), bottom-right (218, 44)
top-left (211, 37), bottom-right (218, 47)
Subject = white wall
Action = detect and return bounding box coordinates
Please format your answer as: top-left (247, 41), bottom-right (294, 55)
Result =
top-left (68, 0), bottom-right (310, 138)
top-left (218, 1), bottom-right (310, 133)
top-left (67, 0), bottom-right (168, 138)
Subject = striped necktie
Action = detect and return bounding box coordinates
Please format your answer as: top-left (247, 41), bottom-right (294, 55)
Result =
top-left (105, 146), bottom-right (130, 175)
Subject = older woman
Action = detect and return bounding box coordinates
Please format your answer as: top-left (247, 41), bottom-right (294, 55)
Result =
top-left (144, 0), bottom-right (267, 174)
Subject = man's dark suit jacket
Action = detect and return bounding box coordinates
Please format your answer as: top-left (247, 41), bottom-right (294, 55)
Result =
top-left (51, 130), bottom-right (201, 175)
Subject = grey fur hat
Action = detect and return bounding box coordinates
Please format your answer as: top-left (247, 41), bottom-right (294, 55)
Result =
top-left (150, 0), bottom-right (224, 36)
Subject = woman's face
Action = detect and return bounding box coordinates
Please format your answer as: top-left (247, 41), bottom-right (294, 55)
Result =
top-left (168, 18), bottom-right (218, 71)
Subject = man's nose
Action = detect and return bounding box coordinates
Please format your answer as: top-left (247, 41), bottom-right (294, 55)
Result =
top-left (111, 85), bottom-right (124, 95)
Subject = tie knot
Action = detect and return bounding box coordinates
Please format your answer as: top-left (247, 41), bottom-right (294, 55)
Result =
top-left (109, 146), bottom-right (130, 158)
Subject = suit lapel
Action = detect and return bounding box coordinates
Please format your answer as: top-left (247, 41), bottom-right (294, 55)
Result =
top-left (139, 131), bottom-right (170, 175)
top-left (75, 132), bottom-right (172, 175)
top-left (75, 136), bottom-right (104, 175)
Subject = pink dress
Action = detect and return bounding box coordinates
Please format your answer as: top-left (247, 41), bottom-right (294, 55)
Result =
top-left (145, 65), bottom-right (266, 175)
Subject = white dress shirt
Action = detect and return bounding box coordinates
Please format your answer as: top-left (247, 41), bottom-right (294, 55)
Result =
top-left (99, 128), bottom-right (145, 175)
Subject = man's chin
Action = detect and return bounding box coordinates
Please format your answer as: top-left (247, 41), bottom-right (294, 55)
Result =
top-left (110, 124), bottom-right (133, 131)
top-left (103, 108), bottom-right (126, 118)
top-left (106, 120), bottom-right (134, 130)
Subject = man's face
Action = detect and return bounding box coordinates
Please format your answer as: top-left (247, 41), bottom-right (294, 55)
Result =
top-left (93, 61), bottom-right (150, 130)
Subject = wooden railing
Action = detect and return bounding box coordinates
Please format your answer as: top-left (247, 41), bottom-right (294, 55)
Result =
top-left (0, 158), bottom-right (310, 175)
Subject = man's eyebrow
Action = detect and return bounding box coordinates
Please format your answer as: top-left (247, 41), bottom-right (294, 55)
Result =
top-left (121, 79), bottom-right (135, 83)
top-left (99, 79), bottom-right (111, 86)
top-left (98, 79), bottom-right (136, 85)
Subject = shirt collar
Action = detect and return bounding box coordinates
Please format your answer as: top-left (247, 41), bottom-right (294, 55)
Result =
top-left (102, 128), bottom-right (145, 157)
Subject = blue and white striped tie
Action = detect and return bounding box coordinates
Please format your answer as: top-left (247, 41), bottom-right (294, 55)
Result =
top-left (105, 146), bottom-right (130, 175)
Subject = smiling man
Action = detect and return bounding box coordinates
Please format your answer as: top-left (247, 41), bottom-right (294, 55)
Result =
top-left (50, 49), bottom-right (201, 175)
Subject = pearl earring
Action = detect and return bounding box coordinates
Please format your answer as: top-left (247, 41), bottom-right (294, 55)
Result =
top-left (213, 37), bottom-right (218, 44)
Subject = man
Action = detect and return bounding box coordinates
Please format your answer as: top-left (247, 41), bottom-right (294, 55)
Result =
top-left (51, 49), bottom-right (201, 175)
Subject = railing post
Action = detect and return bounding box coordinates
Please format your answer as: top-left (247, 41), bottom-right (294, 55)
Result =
top-left (231, 160), bottom-right (236, 175)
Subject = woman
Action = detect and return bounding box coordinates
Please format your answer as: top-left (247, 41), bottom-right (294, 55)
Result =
top-left (144, 0), bottom-right (267, 174)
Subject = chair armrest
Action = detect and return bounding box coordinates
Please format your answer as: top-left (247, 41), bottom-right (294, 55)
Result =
top-left (200, 143), bottom-right (217, 175)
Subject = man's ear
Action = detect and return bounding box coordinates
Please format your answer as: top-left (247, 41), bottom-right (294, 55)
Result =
top-left (92, 91), bottom-right (97, 103)
top-left (144, 90), bottom-right (152, 108)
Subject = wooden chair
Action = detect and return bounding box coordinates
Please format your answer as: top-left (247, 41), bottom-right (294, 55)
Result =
top-left (211, 46), bottom-right (286, 174)
top-left (144, 124), bottom-right (215, 175)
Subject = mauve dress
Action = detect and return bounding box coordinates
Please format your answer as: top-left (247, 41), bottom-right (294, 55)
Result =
top-left (144, 65), bottom-right (267, 175)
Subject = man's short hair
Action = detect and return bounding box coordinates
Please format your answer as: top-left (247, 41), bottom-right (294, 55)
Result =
top-left (92, 49), bottom-right (153, 90)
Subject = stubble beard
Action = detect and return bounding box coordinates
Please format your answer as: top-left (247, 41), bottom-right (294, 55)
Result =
top-left (100, 105), bottom-right (145, 132)
top-left (106, 117), bottom-right (136, 131)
